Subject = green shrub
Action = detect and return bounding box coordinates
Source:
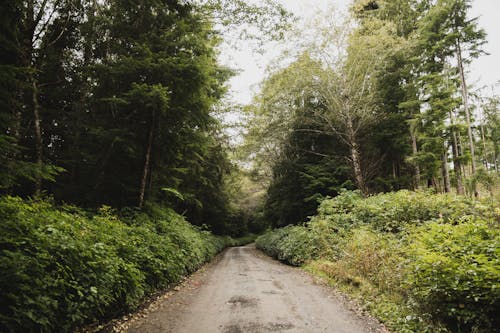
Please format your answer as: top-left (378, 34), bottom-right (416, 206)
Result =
top-left (336, 226), bottom-right (404, 292)
top-left (315, 190), bottom-right (494, 232)
top-left (256, 227), bottom-right (293, 260)
top-left (256, 190), bottom-right (500, 333)
top-left (256, 225), bottom-right (320, 266)
top-left (405, 217), bottom-right (500, 332)
top-left (0, 196), bottom-right (231, 332)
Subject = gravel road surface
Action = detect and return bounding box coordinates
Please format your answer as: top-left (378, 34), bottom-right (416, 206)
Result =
top-left (126, 245), bottom-right (385, 333)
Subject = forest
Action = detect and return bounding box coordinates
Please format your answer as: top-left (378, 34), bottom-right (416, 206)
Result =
top-left (0, 0), bottom-right (499, 332)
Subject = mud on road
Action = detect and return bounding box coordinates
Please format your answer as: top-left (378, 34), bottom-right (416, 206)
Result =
top-left (125, 245), bottom-right (386, 333)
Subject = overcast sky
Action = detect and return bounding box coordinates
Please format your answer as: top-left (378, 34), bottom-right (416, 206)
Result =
top-left (220, 0), bottom-right (500, 105)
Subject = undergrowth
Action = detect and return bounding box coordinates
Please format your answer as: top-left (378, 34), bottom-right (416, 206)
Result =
top-left (0, 196), bottom-right (239, 332)
top-left (256, 190), bottom-right (500, 333)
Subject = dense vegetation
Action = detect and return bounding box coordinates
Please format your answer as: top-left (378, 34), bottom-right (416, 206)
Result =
top-left (0, 0), bottom-right (289, 234)
top-left (0, 196), bottom-right (256, 332)
top-left (0, 0), bottom-right (286, 330)
top-left (248, 2), bottom-right (500, 331)
top-left (244, 0), bottom-right (499, 226)
top-left (1, 0), bottom-right (499, 332)
top-left (256, 190), bottom-right (499, 333)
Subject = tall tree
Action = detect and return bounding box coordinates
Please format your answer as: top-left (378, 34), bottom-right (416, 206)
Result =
top-left (415, 0), bottom-right (486, 196)
top-left (0, 0), bottom-right (67, 192)
top-left (481, 95), bottom-right (500, 173)
top-left (19, 0), bottom-right (79, 194)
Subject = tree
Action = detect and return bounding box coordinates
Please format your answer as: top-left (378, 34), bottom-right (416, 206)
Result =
top-left (481, 95), bottom-right (500, 173)
top-left (300, 16), bottom-right (403, 195)
top-left (243, 55), bottom-right (353, 226)
top-left (0, 0), bottom-right (66, 192)
top-left (450, 0), bottom-right (487, 197)
top-left (414, 0), bottom-right (486, 196)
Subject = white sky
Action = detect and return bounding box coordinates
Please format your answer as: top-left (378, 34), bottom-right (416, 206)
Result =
top-left (220, 0), bottom-right (500, 105)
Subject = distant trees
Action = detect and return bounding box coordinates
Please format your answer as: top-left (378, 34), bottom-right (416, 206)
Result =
top-left (481, 96), bottom-right (500, 173)
top-left (244, 0), bottom-right (497, 226)
top-left (412, 0), bottom-right (487, 196)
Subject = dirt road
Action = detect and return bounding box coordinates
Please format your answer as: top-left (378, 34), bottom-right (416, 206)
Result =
top-left (126, 245), bottom-right (385, 333)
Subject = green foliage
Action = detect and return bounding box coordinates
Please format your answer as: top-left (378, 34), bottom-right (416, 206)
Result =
top-left (405, 218), bottom-right (500, 332)
top-left (244, 55), bottom-right (355, 227)
top-left (257, 190), bottom-right (500, 333)
top-left (0, 197), bottom-right (232, 332)
top-left (0, 0), bottom-right (289, 235)
top-left (314, 189), bottom-right (492, 232)
top-left (256, 225), bottom-right (321, 266)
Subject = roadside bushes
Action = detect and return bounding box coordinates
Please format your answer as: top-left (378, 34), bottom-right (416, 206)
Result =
top-left (0, 196), bottom-right (231, 332)
top-left (256, 190), bottom-right (500, 332)
top-left (314, 189), bottom-right (493, 232)
top-left (406, 218), bottom-right (500, 332)
top-left (255, 225), bottom-right (320, 265)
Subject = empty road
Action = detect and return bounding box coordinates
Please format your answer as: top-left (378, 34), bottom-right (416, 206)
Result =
top-left (126, 245), bottom-right (385, 333)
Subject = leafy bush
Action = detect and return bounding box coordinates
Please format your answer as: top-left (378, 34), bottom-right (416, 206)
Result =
top-left (314, 190), bottom-right (494, 232)
top-left (256, 225), bottom-right (320, 266)
top-left (256, 190), bottom-right (500, 333)
top-left (405, 218), bottom-right (500, 332)
top-left (0, 196), bottom-right (232, 332)
top-left (336, 226), bottom-right (404, 292)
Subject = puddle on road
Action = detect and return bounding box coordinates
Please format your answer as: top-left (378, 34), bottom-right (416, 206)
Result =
top-left (222, 321), bottom-right (295, 333)
top-left (266, 322), bottom-right (295, 331)
top-left (272, 281), bottom-right (284, 290)
top-left (227, 296), bottom-right (259, 308)
top-left (223, 324), bottom-right (244, 333)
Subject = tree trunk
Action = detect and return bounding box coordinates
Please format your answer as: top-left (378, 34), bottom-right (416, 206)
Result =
top-left (346, 116), bottom-right (367, 195)
top-left (431, 177), bottom-right (440, 193)
top-left (451, 130), bottom-right (465, 195)
top-left (138, 109), bottom-right (155, 208)
top-left (442, 149), bottom-right (451, 193)
top-left (480, 123), bottom-right (489, 170)
top-left (411, 131), bottom-right (420, 189)
top-left (449, 111), bottom-right (464, 195)
top-left (13, 92), bottom-right (22, 142)
top-left (32, 79), bottom-right (43, 195)
top-left (350, 143), bottom-right (366, 195)
top-left (457, 40), bottom-right (478, 197)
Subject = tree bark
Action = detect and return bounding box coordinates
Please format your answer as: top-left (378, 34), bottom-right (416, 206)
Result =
top-left (442, 149), bottom-right (451, 193)
top-left (346, 116), bottom-right (367, 195)
top-left (449, 111), bottom-right (464, 195)
top-left (480, 123), bottom-right (489, 170)
top-left (411, 131), bottom-right (420, 189)
top-left (457, 40), bottom-right (478, 197)
top-left (32, 78), bottom-right (43, 195)
top-left (138, 109), bottom-right (155, 208)
top-left (350, 143), bottom-right (366, 195)
top-left (451, 130), bottom-right (465, 195)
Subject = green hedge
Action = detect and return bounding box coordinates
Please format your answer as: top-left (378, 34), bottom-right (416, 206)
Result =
top-left (256, 190), bottom-right (500, 333)
top-left (0, 196), bottom-right (231, 332)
